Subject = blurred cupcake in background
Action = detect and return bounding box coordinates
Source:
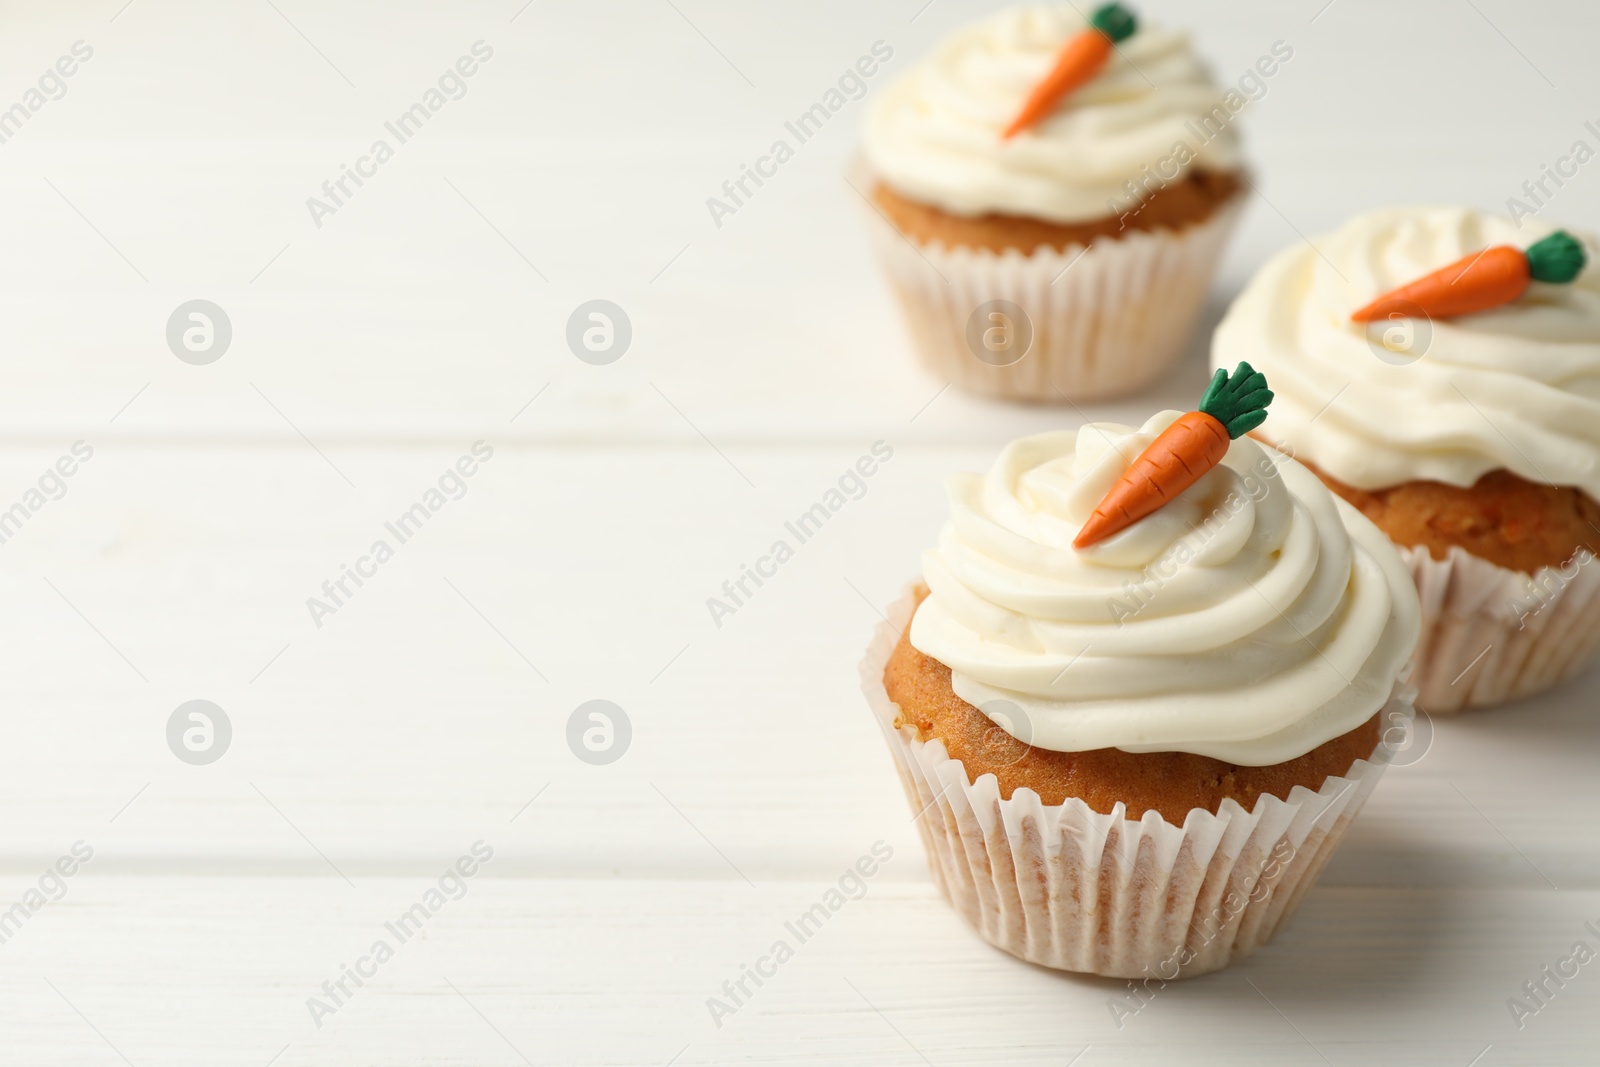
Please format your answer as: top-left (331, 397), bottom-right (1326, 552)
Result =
top-left (861, 366), bottom-right (1420, 977)
top-left (860, 4), bottom-right (1261, 401)
top-left (1215, 205), bottom-right (1600, 712)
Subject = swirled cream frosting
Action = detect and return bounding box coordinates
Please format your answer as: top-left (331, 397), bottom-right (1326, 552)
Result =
top-left (908, 416), bottom-right (1420, 765)
top-left (862, 6), bottom-right (1245, 223)
top-left (1214, 206), bottom-right (1600, 497)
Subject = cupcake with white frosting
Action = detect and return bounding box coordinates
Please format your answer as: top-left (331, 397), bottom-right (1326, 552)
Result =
top-left (1214, 205), bottom-right (1600, 711)
top-left (861, 369), bottom-right (1420, 977)
top-left (860, 3), bottom-right (1252, 401)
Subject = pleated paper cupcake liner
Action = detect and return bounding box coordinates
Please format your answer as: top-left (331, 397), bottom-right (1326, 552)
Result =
top-left (860, 586), bottom-right (1412, 978)
top-left (860, 183), bottom-right (1245, 403)
top-left (1403, 543), bottom-right (1600, 713)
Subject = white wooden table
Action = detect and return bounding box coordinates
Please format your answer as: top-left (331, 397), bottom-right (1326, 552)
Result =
top-left (3, 0), bottom-right (1599, 1062)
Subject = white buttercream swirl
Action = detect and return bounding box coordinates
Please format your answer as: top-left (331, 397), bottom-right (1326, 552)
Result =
top-left (862, 6), bottom-right (1245, 223)
top-left (1213, 205), bottom-right (1600, 497)
top-left (908, 416), bottom-right (1419, 765)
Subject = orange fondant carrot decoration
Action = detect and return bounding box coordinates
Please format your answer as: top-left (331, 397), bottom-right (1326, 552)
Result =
top-left (1073, 363), bottom-right (1272, 550)
top-left (1351, 231), bottom-right (1586, 323)
top-left (1002, 3), bottom-right (1137, 140)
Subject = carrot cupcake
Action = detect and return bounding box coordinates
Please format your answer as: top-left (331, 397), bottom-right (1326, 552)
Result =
top-left (1213, 205), bottom-right (1600, 712)
top-left (860, 4), bottom-right (1254, 401)
top-left (861, 367), bottom-right (1421, 977)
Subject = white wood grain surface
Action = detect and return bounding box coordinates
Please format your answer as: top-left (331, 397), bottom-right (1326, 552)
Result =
top-left (5, 0), bottom-right (1600, 1062)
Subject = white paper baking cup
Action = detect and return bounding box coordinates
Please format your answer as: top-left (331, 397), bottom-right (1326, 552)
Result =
top-left (1402, 543), bottom-right (1600, 713)
top-left (860, 586), bottom-right (1412, 978)
top-left (861, 182), bottom-right (1244, 402)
